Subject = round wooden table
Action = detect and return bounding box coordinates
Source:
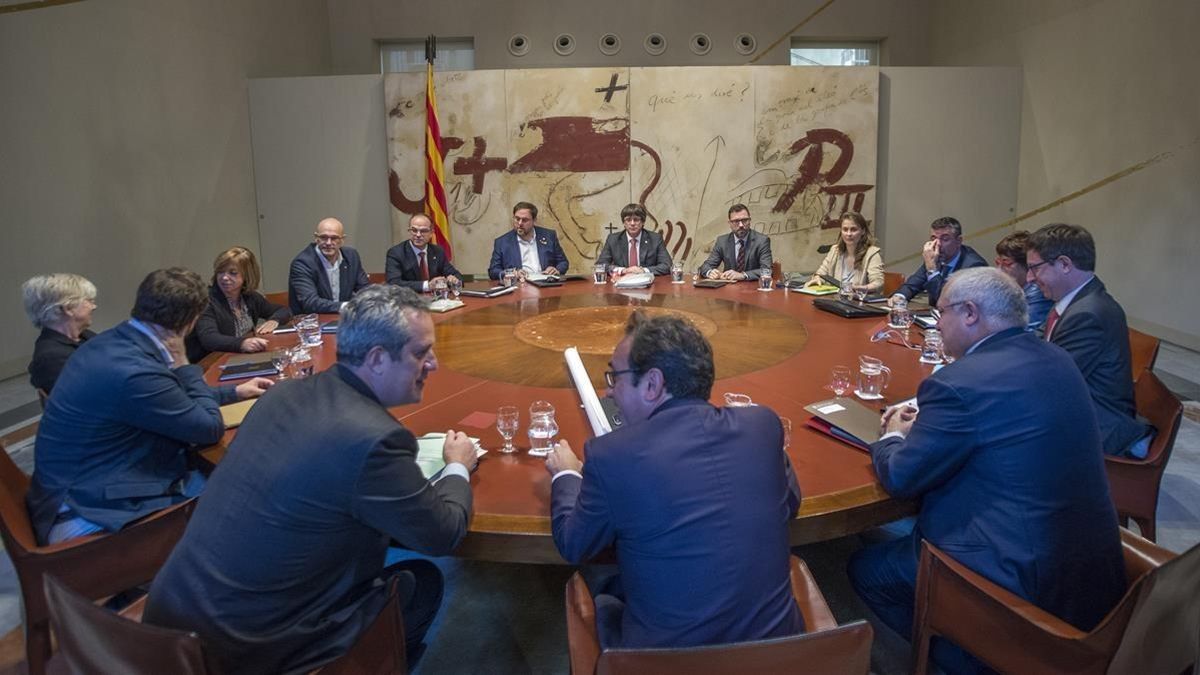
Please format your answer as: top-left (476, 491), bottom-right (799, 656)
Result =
top-left (204, 278), bottom-right (932, 563)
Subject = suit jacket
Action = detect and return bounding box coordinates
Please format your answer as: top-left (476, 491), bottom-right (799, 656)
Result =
top-left (487, 226), bottom-right (570, 280)
top-left (26, 321), bottom-right (226, 544)
top-left (384, 241), bottom-right (461, 291)
top-left (812, 244), bottom-right (884, 291)
top-left (870, 327), bottom-right (1126, 632)
top-left (1048, 276), bottom-right (1149, 454)
top-left (288, 244), bottom-right (371, 314)
top-left (145, 364), bottom-right (472, 674)
top-left (596, 230), bottom-right (674, 276)
top-left (551, 397), bottom-right (804, 649)
top-left (895, 244), bottom-right (988, 305)
top-left (187, 285), bottom-right (291, 362)
top-left (698, 231), bottom-right (773, 280)
top-left (28, 327), bottom-right (95, 394)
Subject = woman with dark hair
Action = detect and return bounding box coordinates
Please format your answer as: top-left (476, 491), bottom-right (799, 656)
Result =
top-left (994, 230), bottom-right (1054, 330)
top-left (807, 212), bottom-right (884, 292)
top-left (22, 273), bottom-right (98, 394)
top-left (188, 247), bottom-right (290, 361)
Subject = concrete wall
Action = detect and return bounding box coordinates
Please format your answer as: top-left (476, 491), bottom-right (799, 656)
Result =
top-left (0, 0), bottom-right (331, 377)
top-left (928, 0), bottom-right (1200, 349)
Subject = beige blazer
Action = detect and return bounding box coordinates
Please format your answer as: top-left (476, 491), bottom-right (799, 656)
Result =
top-left (812, 244), bottom-right (884, 291)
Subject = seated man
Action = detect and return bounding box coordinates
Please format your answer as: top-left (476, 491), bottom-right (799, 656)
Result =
top-left (698, 203), bottom-right (773, 281)
top-left (546, 312), bottom-right (803, 649)
top-left (146, 285), bottom-right (477, 673)
top-left (850, 268), bottom-right (1126, 674)
top-left (487, 201), bottom-right (569, 280)
top-left (890, 216), bottom-right (987, 306)
top-left (385, 213), bottom-right (461, 293)
top-left (27, 268), bottom-right (271, 545)
top-left (993, 230), bottom-right (1054, 330)
top-left (595, 203), bottom-right (673, 277)
top-left (289, 217), bottom-right (371, 314)
top-left (1026, 223), bottom-right (1152, 457)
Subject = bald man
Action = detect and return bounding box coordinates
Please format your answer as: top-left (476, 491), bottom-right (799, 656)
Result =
top-left (385, 214), bottom-right (461, 293)
top-left (288, 217), bottom-right (371, 314)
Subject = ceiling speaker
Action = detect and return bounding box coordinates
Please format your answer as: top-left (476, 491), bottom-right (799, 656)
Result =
top-left (643, 32), bottom-right (667, 56)
top-left (598, 33), bottom-right (621, 56)
top-left (734, 32), bottom-right (756, 55)
top-left (508, 34), bottom-right (530, 57)
top-left (690, 33), bottom-right (712, 56)
top-left (554, 33), bottom-right (576, 56)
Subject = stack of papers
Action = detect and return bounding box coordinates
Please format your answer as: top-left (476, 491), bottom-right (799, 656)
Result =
top-left (415, 433), bottom-right (487, 480)
top-left (428, 299), bottom-right (465, 313)
top-left (613, 272), bottom-right (654, 289)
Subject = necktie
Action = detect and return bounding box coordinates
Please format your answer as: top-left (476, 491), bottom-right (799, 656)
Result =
top-left (419, 251), bottom-right (429, 280)
top-left (628, 237), bottom-right (638, 268)
top-left (735, 239), bottom-right (746, 272)
top-left (1044, 307), bottom-right (1060, 340)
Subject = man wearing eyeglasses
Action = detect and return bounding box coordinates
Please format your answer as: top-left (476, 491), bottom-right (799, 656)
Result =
top-left (699, 204), bottom-right (773, 281)
top-left (889, 216), bottom-right (988, 307)
top-left (544, 312), bottom-right (804, 650)
top-left (385, 213), bottom-right (462, 293)
top-left (851, 267), bottom-right (1126, 674)
top-left (1026, 223), bottom-right (1151, 457)
top-left (288, 217), bottom-right (371, 314)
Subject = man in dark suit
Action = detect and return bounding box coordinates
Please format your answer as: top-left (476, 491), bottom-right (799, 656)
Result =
top-left (26, 268), bottom-right (272, 544)
top-left (699, 203), bottom-right (773, 281)
top-left (545, 312), bottom-right (804, 649)
top-left (1027, 223), bottom-right (1151, 456)
top-left (146, 285), bottom-right (477, 674)
top-left (595, 203), bottom-right (673, 277)
top-left (890, 216), bottom-right (988, 306)
top-left (288, 217), bottom-right (371, 314)
top-left (385, 213), bottom-right (461, 292)
top-left (487, 202), bottom-right (570, 280)
top-left (849, 267), bottom-right (1126, 674)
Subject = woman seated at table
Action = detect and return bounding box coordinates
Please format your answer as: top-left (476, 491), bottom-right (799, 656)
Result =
top-left (188, 246), bottom-right (290, 362)
top-left (22, 273), bottom-right (98, 394)
top-left (993, 230), bottom-right (1054, 330)
top-left (805, 212), bottom-right (884, 293)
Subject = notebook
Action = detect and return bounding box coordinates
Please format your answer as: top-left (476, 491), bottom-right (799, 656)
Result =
top-left (812, 297), bottom-right (890, 318)
top-left (459, 285), bottom-right (518, 298)
top-left (803, 397), bottom-right (882, 451)
top-left (217, 360), bottom-right (278, 381)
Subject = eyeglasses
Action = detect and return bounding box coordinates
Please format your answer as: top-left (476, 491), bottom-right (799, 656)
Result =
top-left (1026, 257), bottom-right (1061, 274)
top-left (604, 368), bottom-right (640, 387)
top-left (314, 234), bottom-right (344, 242)
top-left (729, 218), bottom-right (752, 226)
top-left (934, 301), bottom-right (969, 321)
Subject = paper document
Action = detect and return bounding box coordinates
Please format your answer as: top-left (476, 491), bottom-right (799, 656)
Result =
top-left (564, 347), bottom-right (612, 436)
top-left (220, 399), bottom-right (257, 429)
top-left (415, 433), bottom-right (486, 480)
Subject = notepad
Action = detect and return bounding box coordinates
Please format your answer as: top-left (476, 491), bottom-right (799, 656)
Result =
top-left (217, 360), bottom-right (278, 381)
top-left (220, 399), bottom-right (257, 428)
top-left (794, 284), bottom-right (839, 295)
top-left (415, 434), bottom-right (487, 480)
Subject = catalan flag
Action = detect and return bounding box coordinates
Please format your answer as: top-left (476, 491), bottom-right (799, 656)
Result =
top-left (424, 61), bottom-right (452, 258)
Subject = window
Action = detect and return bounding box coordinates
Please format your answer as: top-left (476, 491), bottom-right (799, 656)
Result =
top-left (380, 38), bottom-right (474, 73)
top-left (789, 40), bottom-right (878, 67)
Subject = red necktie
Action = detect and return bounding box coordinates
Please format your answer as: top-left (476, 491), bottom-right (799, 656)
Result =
top-left (1044, 308), bottom-right (1060, 340)
top-left (628, 237), bottom-right (638, 268)
top-left (419, 251), bottom-right (429, 281)
top-left (735, 239), bottom-right (746, 272)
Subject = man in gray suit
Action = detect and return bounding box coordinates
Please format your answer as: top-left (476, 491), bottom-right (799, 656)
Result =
top-left (146, 285), bottom-right (477, 673)
top-left (699, 204), bottom-right (774, 281)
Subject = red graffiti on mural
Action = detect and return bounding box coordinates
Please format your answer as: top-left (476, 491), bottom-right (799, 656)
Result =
top-left (772, 128), bottom-right (873, 228)
top-left (389, 136), bottom-right (465, 214)
top-left (453, 137), bottom-right (508, 194)
top-left (509, 117), bottom-right (630, 174)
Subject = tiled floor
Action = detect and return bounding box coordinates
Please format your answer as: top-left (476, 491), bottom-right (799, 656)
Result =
top-left (1, 341), bottom-right (1198, 674)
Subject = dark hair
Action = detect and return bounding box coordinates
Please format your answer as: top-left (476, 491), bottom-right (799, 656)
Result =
top-left (728, 203), bottom-right (750, 218)
top-left (620, 203), bottom-right (647, 221)
top-left (130, 268), bottom-right (208, 332)
top-left (930, 216), bottom-right (962, 237)
top-left (1027, 223), bottom-right (1096, 271)
top-left (513, 202), bottom-right (538, 220)
top-left (837, 212), bottom-right (875, 268)
top-left (337, 285), bottom-right (430, 366)
top-left (994, 231), bottom-right (1032, 268)
top-left (623, 311), bottom-right (714, 400)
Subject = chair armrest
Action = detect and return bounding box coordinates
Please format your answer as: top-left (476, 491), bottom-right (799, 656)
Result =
top-left (565, 573), bottom-right (601, 675)
top-left (1119, 527), bottom-right (1176, 574)
top-left (789, 557), bottom-right (838, 632)
top-left (319, 579), bottom-right (407, 675)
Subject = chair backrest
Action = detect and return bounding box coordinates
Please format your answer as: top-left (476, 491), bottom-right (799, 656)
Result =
top-left (0, 442), bottom-right (38, 559)
top-left (1134, 372), bottom-right (1183, 468)
top-left (263, 290), bottom-right (289, 307)
top-left (44, 574), bottom-right (217, 675)
top-left (595, 621), bottom-right (873, 675)
top-left (1106, 540), bottom-right (1200, 674)
top-left (36, 388), bottom-right (49, 409)
top-left (883, 271), bottom-right (905, 296)
top-left (1127, 328), bottom-right (1160, 382)
top-left (367, 272), bottom-right (386, 284)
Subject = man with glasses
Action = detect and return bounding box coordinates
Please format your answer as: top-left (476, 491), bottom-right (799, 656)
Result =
top-left (850, 267), bottom-right (1125, 674)
top-left (288, 217), bottom-right (371, 314)
top-left (699, 204), bottom-right (773, 281)
top-left (487, 202), bottom-right (570, 281)
top-left (1026, 223), bottom-right (1151, 457)
top-left (596, 203), bottom-right (673, 277)
top-left (544, 311), bottom-right (804, 649)
top-left (385, 213), bottom-right (462, 292)
top-left (889, 216), bottom-right (988, 307)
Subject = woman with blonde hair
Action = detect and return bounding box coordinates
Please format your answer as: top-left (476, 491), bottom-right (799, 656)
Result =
top-left (806, 212), bottom-right (884, 293)
top-left (22, 273), bottom-right (98, 393)
top-left (188, 247), bottom-right (290, 361)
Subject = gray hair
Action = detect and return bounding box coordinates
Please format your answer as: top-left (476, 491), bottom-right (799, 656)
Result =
top-left (21, 274), bottom-right (97, 329)
top-left (942, 267), bottom-right (1028, 329)
top-left (336, 285), bottom-right (430, 366)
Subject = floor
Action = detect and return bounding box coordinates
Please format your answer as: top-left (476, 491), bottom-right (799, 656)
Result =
top-left (1, 342), bottom-right (1198, 674)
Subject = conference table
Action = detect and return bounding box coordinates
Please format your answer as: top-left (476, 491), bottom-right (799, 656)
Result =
top-left (203, 277), bottom-right (936, 564)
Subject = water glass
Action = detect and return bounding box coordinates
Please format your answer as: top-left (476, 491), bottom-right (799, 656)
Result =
top-left (758, 267), bottom-right (773, 291)
top-left (288, 346), bottom-right (314, 379)
top-left (921, 329), bottom-right (944, 364)
top-left (296, 314), bottom-right (322, 347)
top-left (857, 355), bottom-right (892, 398)
top-left (431, 277), bottom-right (449, 301)
top-left (723, 392), bottom-right (753, 407)
top-left (503, 268), bottom-right (518, 287)
top-left (270, 349), bottom-right (291, 380)
top-left (889, 297), bottom-right (911, 329)
top-left (527, 401), bottom-right (558, 456)
top-left (447, 276), bottom-right (462, 299)
top-left (496, 406), bottom-right (519, 454)
top-left (829, 366), bottom-right (852, 396)
top-left (838, 283), bottom-right (853, 302)
top-left (853, 286), bottom-right (869, 303)
top-left (671, 262), bottom-right (685, 284)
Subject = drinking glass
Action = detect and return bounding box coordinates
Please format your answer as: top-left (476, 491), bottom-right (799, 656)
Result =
top-left (527, 401), bottom-right (558, 456)
top-left (921, 329), bottom-right (944, 364)
top-left (288, 347), bottom-right (314, 379)
top-left (838, 283), bottom-right (853, 301)
top-left (496, 406), bottom-right (519, 454)
top-left (593, 263), bottom-right (607, 284)
top-left (297, 314), bottom-right (322, 347)
top-left (857, 355), bottom-right (892, 398)
top-left (723, 392), bottom-right (753, 407)
top-left (853, 286), bottom-right (869, 303)
top-left (447, 276), bottom-right (462, 299)
top-left (670, 262), bottom-right (685, 284)
top-left (270, 349), bottom-right (291, 380)
top-left (889, 297), bottom-right (910, 329)
top-left (431, 277), bottom-right (449, 301)
top-left (758, 267), bottom-right (773, 291)
top-left (503, 268), bottom-right (518, 287)
top-left (829, 366), bottom-right (852, 396)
